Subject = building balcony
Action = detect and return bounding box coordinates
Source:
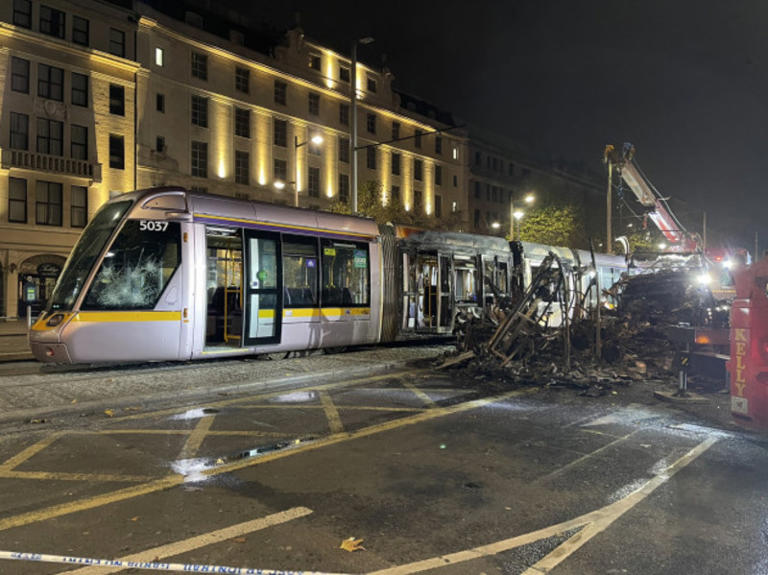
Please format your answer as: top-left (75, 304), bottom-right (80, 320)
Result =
top-left (1, 149), bottom-right (102, 183)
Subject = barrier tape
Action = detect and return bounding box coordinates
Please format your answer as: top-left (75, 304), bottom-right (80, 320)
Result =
top-left (0, 550), bottom-right (355, 575)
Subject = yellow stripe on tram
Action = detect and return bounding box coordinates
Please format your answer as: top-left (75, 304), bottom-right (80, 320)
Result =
top-left (74, 311), bottom-right (182, 323)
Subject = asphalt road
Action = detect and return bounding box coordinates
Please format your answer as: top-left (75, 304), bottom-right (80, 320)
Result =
top-left (0, 348), bottom-right (764, 574)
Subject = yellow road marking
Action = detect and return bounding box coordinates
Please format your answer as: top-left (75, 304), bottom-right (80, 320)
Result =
top-left (319, 391), bottom-right (344, 434)
top-left (0, 387), bottom-right (536, 533)
top-left (109, 370), bottom-right (423, 423)
top-left (366, 436), bottom-right (718, 575)
top-left (238, 404), bottom-right (423, 413)
top-left (401, 379), bottom-right (437, 407)
top-left (0, 470), bottom-right (160, 482)
top-left (100, 429), bottom-right (290, 437)
top-left (57, 506), bottom-right (313, 575)
top-left (0, 476), bottom-right (183, 532)
top-left (177, 415), bottom-right (215, 460)
top-left (540, 430), bottom-right (638, 481)
top-left (0, 432), bottom-right (63, 470)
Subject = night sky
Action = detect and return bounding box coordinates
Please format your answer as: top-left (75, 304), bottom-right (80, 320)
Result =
top-left (238, 0), bottom-right (768, 252)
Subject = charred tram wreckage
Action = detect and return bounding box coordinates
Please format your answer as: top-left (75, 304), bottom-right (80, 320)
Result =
top-left (29, 187), bottom-right (731, 394)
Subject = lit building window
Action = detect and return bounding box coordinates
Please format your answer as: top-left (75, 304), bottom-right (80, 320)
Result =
top-left (155, 47), bottom-right (164, 67)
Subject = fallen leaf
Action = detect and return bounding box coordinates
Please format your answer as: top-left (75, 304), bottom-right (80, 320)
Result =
top-left (71, 399), bottom-right (77, 404)
top-left (104, 409), bottom-right (115, 417)
top-left (340, 537), bottom-right (365, 552)
top-left (130, 516), bottom-right (139, 522)
top-left (234, 537), bottom-right (246, 544)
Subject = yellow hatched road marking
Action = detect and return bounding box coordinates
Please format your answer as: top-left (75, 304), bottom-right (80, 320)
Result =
top-left (177, 415), bottom-right (215, 460)
top-left (56, 506), bottom-right (314, 575)
top-left (0, 470), bottom-right (161, 482)
top-left (99, 429), bottom-right (290, 437)
top-left (0, 386), bottom-right (534, 533)
top-left (238, 404), bottom-right (423, 413)
top-left (1, 432), bottom-right (63, 470)
top-left (319, 391), bottom-right (344, 434)
top-left (401, 380), bottom-right (437, 407)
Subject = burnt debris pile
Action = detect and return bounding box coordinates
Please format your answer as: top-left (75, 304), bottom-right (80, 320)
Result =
top-left (439, 258), bottom-right (724, 396)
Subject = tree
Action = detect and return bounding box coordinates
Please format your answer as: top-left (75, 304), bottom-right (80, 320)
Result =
top-left (518, 203), bottom-right (588, 248)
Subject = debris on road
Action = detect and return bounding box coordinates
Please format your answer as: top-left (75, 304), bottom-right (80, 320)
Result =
top-left (339, 537), bottom-right (365, 552)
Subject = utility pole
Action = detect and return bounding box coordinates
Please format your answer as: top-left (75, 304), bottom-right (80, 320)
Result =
top-left (606, 161), bottom-right (613, 254)
top-left (350, 41), bottom-right (358, 214)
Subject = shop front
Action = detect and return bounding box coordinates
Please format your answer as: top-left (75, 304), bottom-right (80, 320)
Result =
top-left (17, 255), bottom-right (66, 318)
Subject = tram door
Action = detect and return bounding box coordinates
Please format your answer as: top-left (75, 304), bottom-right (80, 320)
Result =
top-left (243, 231), bottom-right (282, 345)
top-left (438, 253), bottom-right (453, 332)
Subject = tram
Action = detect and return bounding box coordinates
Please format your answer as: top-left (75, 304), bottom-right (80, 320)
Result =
top-left (29, 187), bottom-right (629, 363)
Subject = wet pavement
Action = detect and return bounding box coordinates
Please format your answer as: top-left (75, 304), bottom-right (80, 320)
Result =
top-left (0, 348), bottom-right (765, 574)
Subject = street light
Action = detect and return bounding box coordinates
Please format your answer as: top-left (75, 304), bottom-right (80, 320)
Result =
top-left (291, 134), bottom-right (325, 207)
top-left (350, 36), bottom-right (375, 214)
top-left (509, 192), bottom-right (535, 240)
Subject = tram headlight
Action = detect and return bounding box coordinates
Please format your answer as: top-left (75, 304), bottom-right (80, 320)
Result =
top-left (696, 272), bottom-right (712, 286)
top-left (46, 313), bottom-right (65, 327)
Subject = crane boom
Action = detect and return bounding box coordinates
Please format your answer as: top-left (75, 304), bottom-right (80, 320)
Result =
top-left (604, 143), bottom-right (700, 252)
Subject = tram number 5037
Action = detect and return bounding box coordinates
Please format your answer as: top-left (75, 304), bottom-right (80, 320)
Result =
top-left (138, 220), bottom-right (169, 232)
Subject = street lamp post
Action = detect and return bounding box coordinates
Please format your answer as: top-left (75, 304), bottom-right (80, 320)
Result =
top-left (292, 134), bottom-right (324, 207)
top-left (509, 192), bottom-right (535, 240)
top-left (350, 36), bottom-right (374, 214)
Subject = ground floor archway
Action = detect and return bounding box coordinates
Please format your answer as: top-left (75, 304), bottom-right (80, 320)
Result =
top-left (17, 254), bottom-right (66, 317)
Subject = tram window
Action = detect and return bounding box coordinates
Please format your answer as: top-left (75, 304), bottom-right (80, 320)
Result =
top-left (497, 262), bottom-right (508, 293)
top-left (455, 267), bottom-right (477, 303)
top-left (83, 220), bottom-right (180, 310)
top-left (283, 235), bottom-right (318, 307)
top-left (320, 240), bottom-right (369, 307)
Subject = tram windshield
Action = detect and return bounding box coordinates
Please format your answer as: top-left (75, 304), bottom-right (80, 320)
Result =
top-left (47, 200), bottom-right (132, 312)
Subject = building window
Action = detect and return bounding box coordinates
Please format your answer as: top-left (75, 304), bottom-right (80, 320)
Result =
top-left (109, 28), bottom-right (125, 57)
top-left (367, 76), bottom-right (377, 93)
top-left (156, 93), bottom-right (165, 112)
top-left (392, 121), bottom-right (400, 140)
top-left (10, 113), bottom-right (28, 150)
top-left (308, 167), bottom-right (320, 198)
top-left (191, 95), bottom-right (208, 127)
top-left (13, 0), bottom-right (31, 28)
top-left (391, 153), bottom-right (401, 175)
top-left (71, 73), bottom-right (88, 107)
top-left (435, 195), bottom-right (442, 218)
top-left (235, 108), bottom-right (250, 138)
top-left (154, 47), bottom-right (164, 67)
top-left (339, 65), bottom-right (350, 83)
top-left (191, 52), bottom-right (207, 80)
top-left (414, 159), bottom-right (423, 181)
top-left (453, 174), bottom-right (458, 187)
top-left (273, 158), bottom-right (287, 182)
top-left (309, 52), bottom-right (321, 71)
top-left (366, 113), bottom-right (376, 134)
top-left (475, 151), bottom-right (481, 166)
top-left (414, 129), bottom-right (422, 148)
top-left (9, 178), bottom-right (27, 223)
top-left (474, 209), bottom-right (480, 228)
top-left (391, 185), bottom-right (400, 205)
top-left (366, 147), bottom-right (376, 170)
top-left (156, 136), bottom-right (165, 152)
top-left (38, 64), bottom-right (64, 101)
top-left (36, 181), bottom-right (63, 226)
top-left (71, 185), bottom-right (88, 228)
top-left (235, 67), bottom-right (249, 93)
top-left (109, 134), bottom-right (124, 169)
top-left (274, 80), bottom-right (287, 105)
top-left (339, 137), bottom-right (349, 163)
top-left (474, 182), bottom-right (481, 198)
top-left (40, 5), bottom-right (65, 39)
top-left (11, 57), bottom-right (29, 93)
top-left (37, 118), bottom-right (63, 156)
top-left (452, 147), bottom-right (459, 160)
top-left (414, 190), bottom-right (423, 213)
top-left (435, 136), bottom-right (442, 155)
top-left (235, 151), bottom-right (249, 185)
top-left (339, 103), bottom-right (349, 126)
top-left (109, 84), bottom-right (125, 116)
top-left (308, 93), bottom-right (320, 116)
top-left (435, 165), bottom-right (442, 186)
top-left (508, 162), bottom-right (515, 176)
top-left (273, 118), bottom-right (287, 147)
top-left (191, 141), bottom-right (207, 177)
top-left (73, 15), bottom-right (89, 46)
top-left (70, 124), bottom-right (87, 160)
top-left (339, 174), bottom-right (349, 204)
